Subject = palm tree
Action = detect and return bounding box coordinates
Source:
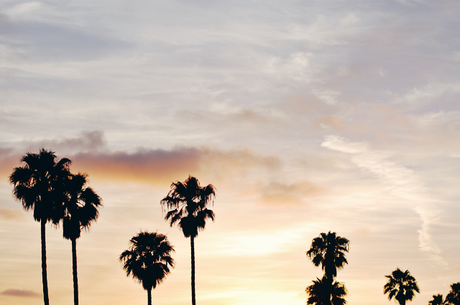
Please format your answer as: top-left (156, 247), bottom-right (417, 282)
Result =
top-left (446, 282), bottom-right (460, 305)
top-left (384, 268), bottom-right (420, 305)
top-left (62, 173), bottom-right (101, 305)
top-left (429, 294), bottom-right (444, 305)
top-left (160, 176), bottom-right (215, 305)
top-left (306, 231), bottom-right (350, 281)
top-left (305, 276), bottom-right (347, 305)
top-left (120, 232), bottom-right (175, 305)
top-left (9, 149), bottom-right (71, 305)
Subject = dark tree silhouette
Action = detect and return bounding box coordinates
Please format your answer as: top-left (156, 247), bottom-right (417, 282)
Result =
top-left (120, 232), bottom-right (175, 305)
top-left (9, 149), bottom-right (71, 305)
top-left (446, 282), bottom-right (460, 305)
top-left (384, 268), bottom-right (420, 305)
top-left (428, 294), bottom-right (444, 305)
top-left (306, 231), bottom-right (350, 281)
top-left (160, 176), bottom-right (215, 305)
top-left (306, 277), bottom-right (347, 305)
top-left (62, 173), bottom-right (101, 305)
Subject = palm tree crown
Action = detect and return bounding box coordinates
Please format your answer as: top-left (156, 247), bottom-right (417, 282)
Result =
top-left (10, 149), bottom-right (71, 224)
top-left (160, 176), bottom-right (216, 238)
top-left (429, 294), bottom-right (444, 305)
top-left (384, 268), bottom-right (420, 305)
top-left (306, 277), bottom-right (347, 305)
top-left (306, 231), bottom-right (350, 280)
top-left (120, 232), bottom-right (175, 305)
top-left (446, 282), bottom-right (460, 305)
top-left (63, 173), bottom-right (101, 240)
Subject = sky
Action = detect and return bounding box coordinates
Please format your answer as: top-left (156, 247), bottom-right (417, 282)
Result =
top-left (1, 0), bottom-right (460, 304)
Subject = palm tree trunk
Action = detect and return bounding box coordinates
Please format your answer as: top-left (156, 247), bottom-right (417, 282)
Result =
top-left (41, 219), bottom-right (50, 305)
top-left (147, 287), bottom-right (152, 305)
top-left (71, 238), bottom-right (79, 305)
top-left (190, 236), bottom-right (196, 305)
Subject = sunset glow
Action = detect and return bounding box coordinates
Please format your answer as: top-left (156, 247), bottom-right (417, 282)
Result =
top-left (1, 1), bottom-right (460, 305)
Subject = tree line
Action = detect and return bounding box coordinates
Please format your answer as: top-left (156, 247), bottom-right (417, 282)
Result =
top-left (8, 149), bottom-right (460, 305)
top-left (304, 233), bottom-right (460, 305)
top-left (9, 149), bottom-right (215, 305)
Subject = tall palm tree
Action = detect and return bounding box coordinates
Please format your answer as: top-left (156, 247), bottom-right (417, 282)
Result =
top-left (305, 276), bottom-right (347, 305)
top-left (429, 294), bottom-right (444, 305)
top-left (62, 173), bottom-right (101, 305)
top-left (160, 176), bottom-right (215, 305)
top-left (446, 282), bottom-right (460, 305)
top-left (9, 149), bottom-right (71, 305)
top-left (384, 268), bottom-right (420, 305)
top-left (120, 232), bottom-right (175, 305)
top-left (306, 231), bottom-right (350, 281)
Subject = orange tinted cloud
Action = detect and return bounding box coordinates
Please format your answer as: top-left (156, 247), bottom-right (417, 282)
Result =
top-left (70, 146), bottom-right (280, 185)
top-left (259, 181), bottom-right (321, 206)
top-left (1, 141), bottom-right (280, 186)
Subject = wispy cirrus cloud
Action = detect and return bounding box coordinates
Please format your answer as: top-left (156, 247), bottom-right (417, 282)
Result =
top-left (321, 135), bottom-right (446, 267)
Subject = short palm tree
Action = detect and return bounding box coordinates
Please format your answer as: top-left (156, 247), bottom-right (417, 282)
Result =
top-left (306, 276), bottom-right (347, 305)
top-left (429, 294), bottom-right (444, 305)
top-left (160, 176), bottom-right (215, 305)
top-left (384, 268), bottom-right (420, 305)
top-left (446, 282), bottom-right (460, 305)
top-left (9, 149), bottom-right (71, 305)
top-left (62, 173), bottom-right (101, 305)
top-left (306, 231), bottom-right (350, 281)
top-left (120, 232), bottom-right (175, 305)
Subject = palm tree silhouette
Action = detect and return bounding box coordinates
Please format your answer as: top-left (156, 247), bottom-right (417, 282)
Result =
top-left (160, 176), bottom-right (215, 305)
top-left (446, 282), bottom-right (460, 305)
top-left (383, 268), bottom-right (420, 305)
top-left (305, 276), bottom-right (347, 305)
top-left (306, 231), bottom-right (350, 281)
top-left (9, 149), bottom-right (71, 305)
top-left (429, 294), bottom-right (444, 305)
top-left (62, 173), bottom-right (101, 305)
top-left (120, 232), bottom-right (175, 305)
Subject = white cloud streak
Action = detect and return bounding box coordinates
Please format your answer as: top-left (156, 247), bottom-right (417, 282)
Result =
top-left (321, 135), bottom-right (447, 267)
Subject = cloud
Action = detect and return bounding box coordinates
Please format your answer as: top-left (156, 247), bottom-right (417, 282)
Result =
top-left (25, 130), bottom-right (107, 154)
top-left (259, 181), bottom-right (321, 206)
top-left (0, 289), bottom-right (40, 297)
top-left (0, 207), bottom-right (24, 220)
top-left (395, 83), bottom-right (460, 105)
top-left (181, 104), bottom-right (287, 126)
top-left (70, 146), bottom-right (280, 185)
top-left (315, 115), bottom-right (347, 130)
top-left (0, 131), bottom-right (106, 176)
top-left (265, 52), bottom-right (316, 84)
top-left (321, 135), bottom-right (446, 266)
top-left (321, 135), bottom-right (369, 155)
top-left (311, 89), bottom-right (342, 105)
top-left (0, 132), bottom-right (281, 185)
